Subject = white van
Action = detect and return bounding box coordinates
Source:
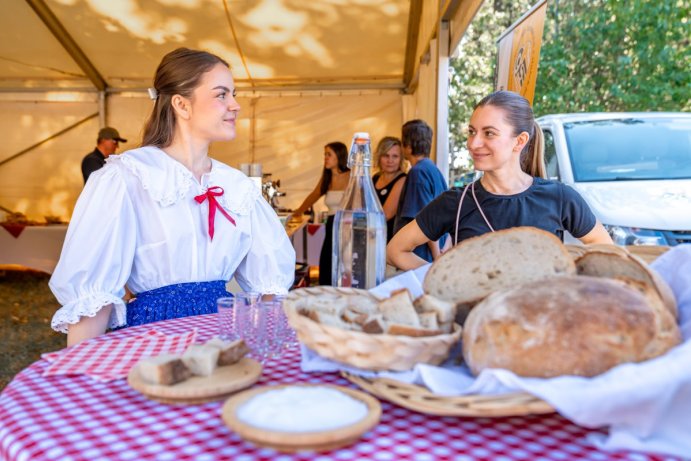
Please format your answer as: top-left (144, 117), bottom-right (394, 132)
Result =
top-left (536, 113), bottom-right (691, 246)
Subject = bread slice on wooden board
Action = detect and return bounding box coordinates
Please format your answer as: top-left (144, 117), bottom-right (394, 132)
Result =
top-left (182, 344), bottom-right (220, 376)
top-left (137, 354), bottom-right (191, 385)
top-left (424, 227), bottom-right (576, 307)
top-left (377, 289), bottom-right (420, 327)
top-left (462, 276), bottom-right (680, 378)
top-left (575, 250), bottom-right (678, 319)
top-left (205, 338), bottom-right (251, 366)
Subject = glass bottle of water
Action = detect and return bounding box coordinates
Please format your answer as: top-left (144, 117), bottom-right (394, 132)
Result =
top-left (332, 132), bottom-right (387, 288)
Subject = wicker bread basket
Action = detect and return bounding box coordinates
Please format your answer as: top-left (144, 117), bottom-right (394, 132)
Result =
top-left (284, 286), bottom-right (462, 371)
top-left (342, 372), bottom-right (554, 417)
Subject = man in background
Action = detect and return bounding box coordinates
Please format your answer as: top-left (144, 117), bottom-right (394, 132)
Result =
top-left (392, 119), bottom-right (448, 262)
top-left (81, 127), bottom-right (127, 183)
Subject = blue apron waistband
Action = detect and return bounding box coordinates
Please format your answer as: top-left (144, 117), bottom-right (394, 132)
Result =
top-left (126, 280), bottom-right (231, 327)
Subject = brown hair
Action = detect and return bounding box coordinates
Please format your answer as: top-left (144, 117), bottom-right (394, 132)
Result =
top-left (401, 119), bottom-right (433, 157)
top-left (141, 48), bottom-right (229, 148)
top-left (319, 141), bottom-right (349, 195)
top-left (375, 136), bottom-right (404, 171)
top-left (474, 91), bottom-right (546, 178)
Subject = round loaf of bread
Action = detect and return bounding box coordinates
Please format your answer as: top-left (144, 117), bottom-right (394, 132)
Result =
top-left (462, 276), bottom-right (678, 378)
top-left (424, 227), bottom-right (575, 308)
top-left (575, 250), bottom-right (678, 319)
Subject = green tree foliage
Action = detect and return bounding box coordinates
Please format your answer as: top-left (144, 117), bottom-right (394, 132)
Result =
top-left (449, 0), bottom-right (690, 179)
top-left (534, 0), bottom-right (690, 115)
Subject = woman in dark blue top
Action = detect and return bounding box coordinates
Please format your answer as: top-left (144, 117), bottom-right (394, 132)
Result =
top-left (387, 91), bottom-right (613, 270)
top-left (372, 136), bottom-right (407, 242)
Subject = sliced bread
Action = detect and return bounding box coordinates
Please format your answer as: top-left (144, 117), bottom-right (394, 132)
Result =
top-left (377, 289), bottom-right (420, 327)
top-left (182, 344), bottom-right (220, 376)
top-left (137, 354), bottom-right (191, 385)
top-left (423, 227), bottom-right (576, 306)
top-left (205, 337), bottom-right (251, 366)
top-left (413, 294), bottom-right (457, 323)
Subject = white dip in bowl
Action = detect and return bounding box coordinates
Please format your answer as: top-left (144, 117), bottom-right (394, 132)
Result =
top-left (236, 386), bottom-right (369, 432)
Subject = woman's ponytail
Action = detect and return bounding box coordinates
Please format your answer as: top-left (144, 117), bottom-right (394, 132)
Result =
top-left (522, 120), bottom-right (546, 178)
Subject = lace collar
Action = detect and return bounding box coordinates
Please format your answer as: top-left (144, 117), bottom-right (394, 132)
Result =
top-left (109, 146), bottom-right (259, 215)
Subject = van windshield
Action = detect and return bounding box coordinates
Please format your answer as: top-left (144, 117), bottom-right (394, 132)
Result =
top-left (564, 117), bottom-right (691, 182)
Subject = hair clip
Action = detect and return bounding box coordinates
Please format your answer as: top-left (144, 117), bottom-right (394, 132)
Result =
top-left (147, 87), bottom-right (158, 100)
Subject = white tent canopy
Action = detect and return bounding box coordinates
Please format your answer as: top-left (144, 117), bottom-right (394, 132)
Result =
top-left (0, 0), bottom-right (481, 220)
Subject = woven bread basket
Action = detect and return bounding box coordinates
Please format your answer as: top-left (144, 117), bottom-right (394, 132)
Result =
top-left (284, 286), bottom-right (462, 371)
top-left (342, 372), bottom-right (554, 417)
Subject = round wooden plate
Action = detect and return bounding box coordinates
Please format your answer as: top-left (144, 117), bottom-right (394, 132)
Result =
top-left (128, 357), bottom-right (262, 404)
top-left (221, 384), bottom-right (382, 452)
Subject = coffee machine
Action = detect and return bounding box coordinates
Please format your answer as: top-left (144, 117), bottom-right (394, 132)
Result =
top-left (261, 173), bottom-right (287, 211)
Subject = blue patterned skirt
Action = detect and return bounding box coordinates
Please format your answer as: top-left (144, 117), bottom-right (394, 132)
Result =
top-left (126, 280), bottom-right (231, 327)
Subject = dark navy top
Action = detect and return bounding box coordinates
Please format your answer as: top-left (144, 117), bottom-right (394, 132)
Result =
top-left (373, 172), bottom-right (406, 242)
top-left (416, 177), bottom-right (597, 245)
top-left (393, 158), bottom-right (448, 262)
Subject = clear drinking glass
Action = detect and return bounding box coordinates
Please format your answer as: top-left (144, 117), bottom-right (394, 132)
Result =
top-left (272, 294), bottom-right (298, 351)
top-left (217, 297), bottom-right (237, 341)
top-left (234, 292), bottom-right (267, 360)
top-left (258, 300), bottom-right (284, 359)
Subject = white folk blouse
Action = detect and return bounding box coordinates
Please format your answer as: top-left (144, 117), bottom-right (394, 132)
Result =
top-left (50, 146), bottom-right (296, 333)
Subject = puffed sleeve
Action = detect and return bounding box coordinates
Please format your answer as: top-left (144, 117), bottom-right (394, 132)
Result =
top-left (233, 196), bottom-right (296, 294)
top-left (49, 166), bottom-right (136, 333)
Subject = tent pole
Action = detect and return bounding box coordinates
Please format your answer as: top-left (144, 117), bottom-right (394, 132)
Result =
top-left (98, 91), bottom-right (106, 127)
top-left (25, 0), bottom-right (108, 92)
top-left (403, 0), bottom-right (423, 92)
top-left (435, 21), bottom-right (450, 182)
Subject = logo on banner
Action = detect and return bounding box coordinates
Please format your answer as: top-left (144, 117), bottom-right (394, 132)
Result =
top-left (512, 27), bottom-right (534, 93)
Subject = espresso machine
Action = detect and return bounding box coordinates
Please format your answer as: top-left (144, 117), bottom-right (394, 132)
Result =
top-left (261, 173), bottom-right (288, 212)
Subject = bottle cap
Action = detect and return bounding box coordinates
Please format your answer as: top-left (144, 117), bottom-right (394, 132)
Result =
top-left (353, 132), bottom-right (370, 143)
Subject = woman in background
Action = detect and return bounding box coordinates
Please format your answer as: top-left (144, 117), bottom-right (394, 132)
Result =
top-left (372, 136), bottom-right (407, 242)
top-left (50, 48), bottom-right (295, 345)
top-left (388, 90), bottom-right (612, 270)
top-left (291, 142), bottom-right (350, 285)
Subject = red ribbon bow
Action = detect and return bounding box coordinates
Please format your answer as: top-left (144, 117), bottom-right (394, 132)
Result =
top-left (194, 186), bottom-right (236, 240)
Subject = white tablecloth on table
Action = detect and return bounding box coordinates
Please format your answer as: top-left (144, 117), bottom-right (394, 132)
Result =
top-left (0, 225), bottom-right (67, 273)
top-left (302, 245), bottom-right (691, 458)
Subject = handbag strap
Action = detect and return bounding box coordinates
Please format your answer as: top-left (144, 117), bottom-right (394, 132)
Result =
top-left (454, 180), bottom-right (495, 244)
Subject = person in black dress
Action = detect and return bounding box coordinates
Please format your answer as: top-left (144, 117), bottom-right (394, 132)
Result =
top-left (372, 136), bottom-right (407, 242)
top-left (290, 142), bottom-right (350, 285)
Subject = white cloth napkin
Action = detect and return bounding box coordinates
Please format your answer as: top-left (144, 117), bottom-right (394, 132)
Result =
top-left (301, 245), bottom-right (691, 458)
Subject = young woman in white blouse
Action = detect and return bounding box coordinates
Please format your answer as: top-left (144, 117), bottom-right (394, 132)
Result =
top-left (50, 48), bottom-right (296, 345)
top-left (290, 142), bottom-right (350, 285)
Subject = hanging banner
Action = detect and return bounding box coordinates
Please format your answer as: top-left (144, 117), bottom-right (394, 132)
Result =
top-left (495, 0), bottom-right (548, 105)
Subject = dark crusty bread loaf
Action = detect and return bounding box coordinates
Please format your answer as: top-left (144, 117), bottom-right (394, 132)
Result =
top-left (424, 227), bottom-right (576, 307)
top-left (462, 276), bottom-right (680, 378)
top-left (575, 250), bottom-right (678, 319)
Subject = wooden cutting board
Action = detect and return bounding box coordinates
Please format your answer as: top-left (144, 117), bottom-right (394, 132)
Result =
top-left (128, 357), bottom-right (262, 404)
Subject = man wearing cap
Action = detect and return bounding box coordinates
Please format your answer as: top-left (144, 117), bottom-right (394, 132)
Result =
top-left (81, 127), bottom-right (127, 183)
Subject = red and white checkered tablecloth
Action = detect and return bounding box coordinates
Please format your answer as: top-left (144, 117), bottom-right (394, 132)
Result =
top-left (0, 314), bottom-right (683, 461)
top-left (42, 329), bottom-right (198, 382)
